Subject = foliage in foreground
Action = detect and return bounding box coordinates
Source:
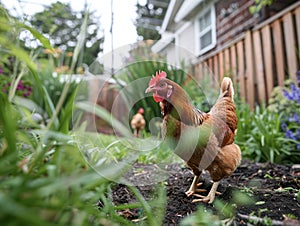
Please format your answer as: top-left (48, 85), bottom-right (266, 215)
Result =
top-left (230, 70), bottom-right (299, 164)
top-left (269, 73), bottom-right (300, 152)
top-left (0, 7), bottom-right (167, 225)
top-left (235, 102), bottom-right (299, 163)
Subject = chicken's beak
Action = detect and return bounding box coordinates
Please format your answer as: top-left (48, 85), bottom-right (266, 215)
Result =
top-left (145, 86), bottom-right (154, 93)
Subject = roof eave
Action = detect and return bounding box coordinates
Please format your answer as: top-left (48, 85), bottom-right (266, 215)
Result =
top-left (174, 0), bottom-right (204, 23)
top-left (159, 0), bottom-right (177, 34)
top-left (151, 33), bottom-right (175, 53)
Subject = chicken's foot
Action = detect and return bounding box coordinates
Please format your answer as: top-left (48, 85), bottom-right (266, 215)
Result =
top-left (185, 175), bottom-right (206, 197)
top-left (192, 181), bottom-right (220, 204)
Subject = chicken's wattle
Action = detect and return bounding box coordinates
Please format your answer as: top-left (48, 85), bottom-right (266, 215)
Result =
top-left (153, 93), bottom-right (164, 102)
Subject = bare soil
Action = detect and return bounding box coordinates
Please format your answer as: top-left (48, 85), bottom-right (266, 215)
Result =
top-left (110, 161), bottom-right (300, 225)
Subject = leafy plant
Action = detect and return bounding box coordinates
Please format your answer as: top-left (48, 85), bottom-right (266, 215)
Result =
top-left (28, 65), bottom-right (80, 129)
top-left (0, 7), bottom-right (168, 226)
top-left (235, 103), bottom-right (297, 163)
top-left (268, 72), bottom-right (300, 161)
top-left (249, 0), bottom-right (275, 14)
top-left (183, 74), bottom-right (219, 113)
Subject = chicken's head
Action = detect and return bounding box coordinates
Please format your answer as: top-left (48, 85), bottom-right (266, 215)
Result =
top-left (145, 71), bottom-right (173, 102)
top-left (138, 108), bottom-right (144, 114)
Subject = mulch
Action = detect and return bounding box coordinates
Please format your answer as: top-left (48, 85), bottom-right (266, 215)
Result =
top-left (110, 160), bottom-right (300, 225)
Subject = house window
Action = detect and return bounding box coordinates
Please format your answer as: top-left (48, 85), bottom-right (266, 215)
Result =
top-left (195, 5), bottom-right (216, 55)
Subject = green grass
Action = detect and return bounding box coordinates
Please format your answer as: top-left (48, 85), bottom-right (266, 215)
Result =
top-left (0, 7), bottom-right (171, 225)
top-left (74, 131), bottom-right (182, 165)
top-left (235, 102), bottom-right (298, 163)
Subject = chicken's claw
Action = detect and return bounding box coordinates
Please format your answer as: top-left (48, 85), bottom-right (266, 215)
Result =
top-left (192, 191), bottom-right (222, 204)
top-left (185, 182), bottom-right (206, 197)
top-left (191, 181), bottom-right (221, 204)
top-left (192, 196), bottom-right (212, 203)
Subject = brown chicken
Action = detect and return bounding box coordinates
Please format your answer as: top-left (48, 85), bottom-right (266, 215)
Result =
top-left (145, 71), bottom-right (241, 203)
top-left (131, 108), bottom-right (146, 137)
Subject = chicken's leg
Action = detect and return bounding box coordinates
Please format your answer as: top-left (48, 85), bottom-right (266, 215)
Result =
top-left (185, 175), bottom-right (206, 196)
top-left (192, 181), bottom-right (220, 204)
top-left (133, 128), bottom-right (139, 137)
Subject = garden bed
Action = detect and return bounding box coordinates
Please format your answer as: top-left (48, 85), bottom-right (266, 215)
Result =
top-left (112, 160), bottom-right (300, 225)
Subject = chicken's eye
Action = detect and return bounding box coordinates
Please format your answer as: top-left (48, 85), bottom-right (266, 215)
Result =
top-left (159, 83), bottom-right (165, 88)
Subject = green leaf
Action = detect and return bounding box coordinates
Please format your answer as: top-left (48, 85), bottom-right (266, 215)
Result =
top-left (20, 24), bottom-right (52, 50)
top-left (70, 10), bottom-right (89, 72)
top-left (0, 37), bottom-right (37, 71)
top-left (0, 93), bottom-right (17, 155)
top-left (58, 84), bottom-right (79, 133)
top-left (76, 101), bottom-right (131, 137)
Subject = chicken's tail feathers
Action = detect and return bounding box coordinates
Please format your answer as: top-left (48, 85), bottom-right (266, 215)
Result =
top-left (220, 77), bottom-right (234, 101)
top-left (210, 77), bottom-right (238, 134)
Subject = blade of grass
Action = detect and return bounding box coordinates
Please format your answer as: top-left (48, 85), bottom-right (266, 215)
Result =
top-left (76, 101), bottom-right (131, 137)
top-left (46, 10), bottom-right (89, 131)
top-left (58, 85), bottom-right (79, 133)
top-left (20, 24), bottom-right (53, 50)
top-left (0, 93), bottom-right (17, 155)
top-left (127, 184), bottom-right (163, 225)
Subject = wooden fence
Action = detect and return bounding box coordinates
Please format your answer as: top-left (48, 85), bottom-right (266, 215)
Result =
top-left (194, 1), bottom-right (300, 108)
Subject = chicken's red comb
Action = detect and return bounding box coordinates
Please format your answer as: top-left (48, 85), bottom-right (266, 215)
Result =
top-left (149, 71), bottom-right (167, 86)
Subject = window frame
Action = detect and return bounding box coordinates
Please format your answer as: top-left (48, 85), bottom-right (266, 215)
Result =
top-left (194, 4), bottom-right (217, 56)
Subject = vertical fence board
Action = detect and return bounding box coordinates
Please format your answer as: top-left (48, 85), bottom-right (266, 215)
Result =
top-left (198, 63), bottom-right (203, 79)
top-left (208, 57), bottom-right (214, 84)
top-left (253, 30), bottom-right (266, 103)
top-left (245, 31), bottom-right (255, 108)
top-left (203, 61), bottom-right (208, 77)
top-left (203, 62), bottom-right (208, 78)
top-left (200, 63), bottom-right (205, 80)
top-left (261, 25), bottom-right (274, 100)
top-left (296, 7), bottom-right (300, 54)
top-left (236, 41), bottom-right (246, 101)
top-left (197, 63), bottom-right (204, 80)
top-left (230, 44), bottom-right (238, 86)
top-left (283, 12), bottom-right (297, 81)
top-left (224, 48), bottom-right (230, 74)
top-left (272, 20), bottom-right (285, 86)
top-left (213, 55), bottom-right (219, 82)
top-left (205, 59), bottom-right (210, 70)
top-left (219, 52), bottom-right (224, 81)
top-left (208, 57), bottom-right (213, 74)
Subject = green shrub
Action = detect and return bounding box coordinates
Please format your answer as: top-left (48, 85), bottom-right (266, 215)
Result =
top-left (268, 73), bottom-right (300, 156)
top-left (235, 103), bottom-right (297, 163)
top-left (28, 65), bottom-right (80, 129)
top-left (183, 74), bottom-right (219, 113)
top-left (115, 61), bottom-right (187, 133)
top-left (0, 8), bottom-right (167, 225)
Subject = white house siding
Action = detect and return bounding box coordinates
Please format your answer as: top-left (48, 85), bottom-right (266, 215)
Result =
top-left (156, 22), bottom-right (196, 66)
top-left (175, 22), bottom-right (196, 62)
top-left (160, 43), bottom-right (177, 66)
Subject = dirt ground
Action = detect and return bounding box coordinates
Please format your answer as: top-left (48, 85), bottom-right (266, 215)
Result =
top-left (111, 160), bottom-right (300, 225)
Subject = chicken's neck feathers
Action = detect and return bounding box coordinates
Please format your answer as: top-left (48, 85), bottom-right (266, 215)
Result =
top-left (159, 80), bottom-right (210, 126)
top-left (161, 100), bottom-right (207, 127)
top-left (192, 108), bottom-right (208, 126)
